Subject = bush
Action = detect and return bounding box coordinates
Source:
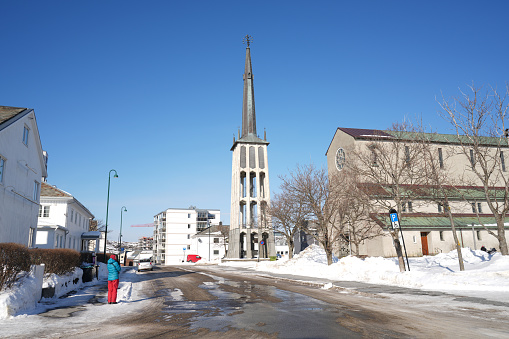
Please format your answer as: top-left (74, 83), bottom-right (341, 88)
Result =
top-left (29, 249), bottom-right (81, 275)
top-left (0, 243), bottom-right (31, 291)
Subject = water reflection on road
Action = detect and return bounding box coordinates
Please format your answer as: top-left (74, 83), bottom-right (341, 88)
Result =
top-left (161, 274), bottom-right (361, 338)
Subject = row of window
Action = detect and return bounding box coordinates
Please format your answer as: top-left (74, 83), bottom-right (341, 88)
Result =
top-left (38, 205), bottom-right (89, 229)
top-left (54, 234), bottom-right (82, 250)
top-left (239, 146), bottom-right (266, 169)
top-left (371, 146), bottom-right (507, 172)
top-left (402, 201), bottom-right (484, 213)
top-left (437, 230), bottom-right (482, 242)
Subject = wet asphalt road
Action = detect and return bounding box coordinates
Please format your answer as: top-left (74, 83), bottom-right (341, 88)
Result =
top-left (114, 265), bottom-right (509, 338)
top-left (7, 264), bottom-right (509, 338)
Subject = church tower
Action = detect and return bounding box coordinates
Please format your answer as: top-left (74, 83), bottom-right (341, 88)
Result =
top-left (227, 36), bottom-right (276, 259)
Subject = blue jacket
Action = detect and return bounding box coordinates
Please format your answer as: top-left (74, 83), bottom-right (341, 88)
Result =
top-left (107, 258), bottom-right (121, 281)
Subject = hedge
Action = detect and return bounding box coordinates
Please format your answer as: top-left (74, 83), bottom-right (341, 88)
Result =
top-left (0, 245), bottom-right (81, 291)
top-left (0, 243), bottom-right (31, 291)
top-left (29, 248), bottom-right (81, 276)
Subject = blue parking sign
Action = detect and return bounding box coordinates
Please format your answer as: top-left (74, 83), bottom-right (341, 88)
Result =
top-left (390, 213), bottom-right (398, 223)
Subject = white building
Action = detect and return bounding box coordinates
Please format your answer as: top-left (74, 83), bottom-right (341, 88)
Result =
top-left (36, 182), bottom-right (96, 252)
top-left (0, 106), bottom-right (48, 247)
top-left (191, 224), bottom-right (228, 261)
top-left (153, 207), bottom-right (220, 264)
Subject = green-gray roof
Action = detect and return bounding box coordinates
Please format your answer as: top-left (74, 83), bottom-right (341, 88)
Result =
top-left (371, 213), bottom-right (509, 230)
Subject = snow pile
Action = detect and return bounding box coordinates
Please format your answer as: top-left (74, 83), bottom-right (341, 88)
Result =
top-left (0, 265), bottom-right (44, 319)
top-left (254, 245), bottom-right (509, 293)
top-left (42, 268), bottom-right (84, 299)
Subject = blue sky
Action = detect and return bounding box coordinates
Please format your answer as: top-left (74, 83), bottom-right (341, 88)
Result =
top-left (2, 1), bottom-right (509, 242)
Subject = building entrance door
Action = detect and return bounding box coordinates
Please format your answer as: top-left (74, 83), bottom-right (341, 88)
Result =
top-left (420, 232), bottom-right (429, 255)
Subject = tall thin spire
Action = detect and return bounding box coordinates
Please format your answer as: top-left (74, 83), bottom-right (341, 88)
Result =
top-left (242, 35), bottom-right (256, 138)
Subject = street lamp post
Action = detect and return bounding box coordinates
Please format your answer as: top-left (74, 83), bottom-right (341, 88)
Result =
top-left (119, 206), bottom-right (127, 265)
top-left (103, 169), bottom-right (118, 263)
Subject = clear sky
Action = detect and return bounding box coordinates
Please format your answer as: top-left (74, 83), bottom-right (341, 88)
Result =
top-left (2, 1), bottom-right (509, 242)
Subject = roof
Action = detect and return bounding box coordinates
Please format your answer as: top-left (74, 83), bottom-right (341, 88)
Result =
top-left (40, 182), bottom-right (94, 218)
top-left (334, 127), bottom-right (509, 148)
top-left (195, 224), bottom-right (229, 236)
top-left (371, 213), bottom-right (509, 230)
top-left (358, 183), bottom-right (505, 201)
top-left (0, 106), bottom-right (28, 125)
top-left (41, 182), bottom-right (72, 197)
top-left (231, 134), bottom-right (269, 151)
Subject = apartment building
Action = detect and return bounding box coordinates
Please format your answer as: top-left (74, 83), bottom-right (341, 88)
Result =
top-left (153, 207), bottom-right (220, 264)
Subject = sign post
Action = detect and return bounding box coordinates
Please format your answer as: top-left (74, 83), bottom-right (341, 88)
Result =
top-left (389, 208), bottom-right (410, 271)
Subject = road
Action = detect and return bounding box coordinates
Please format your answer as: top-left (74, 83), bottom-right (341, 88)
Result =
top-left (5, 265), bottom-right (509, 338)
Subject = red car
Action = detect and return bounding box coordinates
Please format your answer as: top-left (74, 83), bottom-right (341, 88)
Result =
top-left (187, 254), bottom-right (202, 263)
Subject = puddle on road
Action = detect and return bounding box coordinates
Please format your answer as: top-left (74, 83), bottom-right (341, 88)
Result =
top-left (161, 279), bottom-right (360, 338)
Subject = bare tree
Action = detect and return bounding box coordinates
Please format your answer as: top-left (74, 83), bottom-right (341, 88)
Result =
top-left (331, 170), bottom-right (384, 256)
top-left (281, 164), bottom-right (342, 265)
top-left (270, 190), bottom-right (306, 259)
top-left (420, 134), bottom-right (465, 270)
top-left (349, 122), bottom-right (427, 271)
top-left (89, 219), bottom-right (105, 232)
top-left (439, 84), bottom-right (509, 255)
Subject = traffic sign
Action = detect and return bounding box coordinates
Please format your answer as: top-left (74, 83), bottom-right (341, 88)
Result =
top-left (389, 210), bottom-right (400, 230)
top-left (260, 240), bottom-right (265, 245)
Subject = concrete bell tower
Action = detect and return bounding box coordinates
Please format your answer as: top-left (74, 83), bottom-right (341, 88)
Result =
top-left (227, 36), bottom-right (276, 259)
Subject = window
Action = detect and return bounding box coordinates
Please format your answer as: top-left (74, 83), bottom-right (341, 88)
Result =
top-left (70, 209), bottom-right (74, 222)
top-left (23, 125), bottom-right (29, 146)
top-left (439, 231), bottom-right (445, 241)
top-left (39, 205), bottom-right (50, 217)
top-left (472, 203), bottom-right (483, 213)
top-left (477, 230), bottom-right (482, 241)
top-left (213, 250), bottom-right (219, 255)
top-left (405, 146), bottom-right (410, 164)
top-left (402, 201), bottom-right (413, 212)
top-left (438, 203), bottom-right (442, 213)
top-left (188, 214), bottom-right (191, 218)
top-left (188, 224), bottom-right (191, 229)
top-left (470, 149), bottom-right (475, 168)
top-left (438, 148), bottom-right (444, 169)
top-left (187, 245), bottom-right (191, 250)
top-left (0, 155), bottom-right (5, 183)
top-left (412, 235), bottom-right (417, 243)
top-left (28, 228), bottom-right (35, 247)
top-left (187, 234), bottom-right (190, 239)
top-left (369, 144), bottom-right (378, 167)
top-left (214, 238), bottom-right (219, 243)
top-left (33, 181), bottom-right (40, 201)
top-left (501, 151), bottom-right (506, 172)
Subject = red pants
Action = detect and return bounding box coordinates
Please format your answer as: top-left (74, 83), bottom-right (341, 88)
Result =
top-left (108, 279), bottom-right (119, 303)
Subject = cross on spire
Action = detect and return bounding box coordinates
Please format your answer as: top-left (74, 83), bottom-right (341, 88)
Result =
top-left (243, 35), bottom-right (253, 47)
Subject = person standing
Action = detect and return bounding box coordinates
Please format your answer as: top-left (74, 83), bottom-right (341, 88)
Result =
top-left (107, 254), bottom-right (121, 304)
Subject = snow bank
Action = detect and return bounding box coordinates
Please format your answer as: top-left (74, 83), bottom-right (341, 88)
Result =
top-left (0, 265), bottom-right (44, 319)
top-left (253, 245), bottom-right (509, 293)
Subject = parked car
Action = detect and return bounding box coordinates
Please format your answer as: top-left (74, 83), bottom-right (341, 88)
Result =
top-left (187, 254), bottom-right (202, 263)
top-left (137, 258), bottom-right (153, 271)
